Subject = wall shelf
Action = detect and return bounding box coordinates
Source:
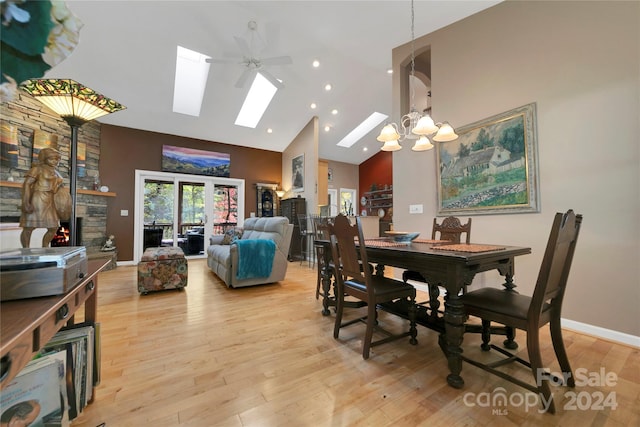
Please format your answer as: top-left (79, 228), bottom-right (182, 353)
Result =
top-left (0, 181), bottom-right (116, 197)
top-left (362, 188), bottom-right (392, 220)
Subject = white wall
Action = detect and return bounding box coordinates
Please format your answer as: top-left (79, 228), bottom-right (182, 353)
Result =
top-left (282, 117), bottom-right (319, 215)
top-left (391, 1), bottom-right (639, 337)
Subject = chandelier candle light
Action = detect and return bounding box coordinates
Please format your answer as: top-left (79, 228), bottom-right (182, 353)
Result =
top-left (377, 0), bottom-right (458, 152)
top-left (21, 79), bottom-right (126, 246)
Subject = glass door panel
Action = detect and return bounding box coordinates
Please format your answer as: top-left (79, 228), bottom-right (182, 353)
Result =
top-left (180, 182), bottom-right (205, 255)
top-left (212, 184), bottom-right (239, 234)
top-left (143, 179), bottom-right (174, 250)
top-left (339, 188), bottom-right (356, 216)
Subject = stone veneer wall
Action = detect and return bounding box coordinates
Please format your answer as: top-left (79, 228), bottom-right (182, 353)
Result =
top-left (0, 92), bottom-right (109, 249)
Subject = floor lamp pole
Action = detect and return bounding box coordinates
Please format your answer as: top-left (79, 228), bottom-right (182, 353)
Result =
top-left (67, 121), bottom-right (80, 247)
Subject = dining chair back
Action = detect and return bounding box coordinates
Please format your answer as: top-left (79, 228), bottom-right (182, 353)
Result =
top-left (432, 216), bottom-right (472, 244)
top-left (460, 210), bottom-right (583, 413)
top-left (328, 214), bottom-right (418, 359)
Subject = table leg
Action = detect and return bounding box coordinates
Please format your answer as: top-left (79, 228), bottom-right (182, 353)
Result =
top-left (442, 288), bottom-right (466, 388)
top-left (498, 261), bottom-right (518, 348)
top-left (498, 262), bottom-right (517, 292)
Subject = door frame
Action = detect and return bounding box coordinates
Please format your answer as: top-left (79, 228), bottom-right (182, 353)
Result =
top-left (327, 188), bottom-right (338, 216)
top-left (134, 170), bottom-right (245, 261)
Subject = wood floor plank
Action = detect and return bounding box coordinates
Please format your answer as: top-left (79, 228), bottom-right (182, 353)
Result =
top-left (69, 259), bottom-right (640, 426)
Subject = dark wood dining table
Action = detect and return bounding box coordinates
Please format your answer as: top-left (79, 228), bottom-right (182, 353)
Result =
top-left (316, 237), bottom-right (531, 389)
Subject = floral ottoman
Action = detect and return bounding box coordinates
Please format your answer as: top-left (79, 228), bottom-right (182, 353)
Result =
top-left (138, 246), bottom-right (188, 294)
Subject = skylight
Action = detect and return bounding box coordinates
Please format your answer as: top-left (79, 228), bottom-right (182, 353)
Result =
top-left (172, 46), bottom-right (211, 117)
top-left (234, 72), bottom-right (278, 128)
top-left (337, 112), bottom-right (389, 148)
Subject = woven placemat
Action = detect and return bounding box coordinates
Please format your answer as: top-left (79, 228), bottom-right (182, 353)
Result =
top-left (363, 239), bottom-right (409, 247)
top-left (412, 239), bottom-right (451, 244)
top-left (433, 244), bottom-right (506, 253)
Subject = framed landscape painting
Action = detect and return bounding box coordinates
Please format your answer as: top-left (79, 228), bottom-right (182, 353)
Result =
top-left (77, 141), bottom-right (86, 177)
top-left (162, 145), bottom-right (230, 177)
top-left (436, 103), bottom-right (540, 215)
top-left (292, 154), bottom-right (304, 192)
top-left (1, 123), bottom-right (19, 168)
top-left (32, 130), bottom-right (58, 165)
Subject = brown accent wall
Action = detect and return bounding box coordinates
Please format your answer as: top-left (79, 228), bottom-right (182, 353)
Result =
top-left (99, 124), bottom-right (282, 260)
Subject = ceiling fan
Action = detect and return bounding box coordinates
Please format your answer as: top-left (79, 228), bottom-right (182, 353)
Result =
top-left (207, 20), bottom-right (292, 89)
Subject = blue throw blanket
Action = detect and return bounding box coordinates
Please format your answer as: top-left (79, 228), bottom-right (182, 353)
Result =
top-left (236, 239), bottom-right (276, 280)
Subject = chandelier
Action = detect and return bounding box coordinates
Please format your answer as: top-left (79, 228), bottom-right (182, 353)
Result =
top-left (377, 0), bottom-right (458, 152)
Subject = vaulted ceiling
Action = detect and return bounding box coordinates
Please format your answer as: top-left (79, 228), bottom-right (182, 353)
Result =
top-left (49, 1), bottom-right (500, 164)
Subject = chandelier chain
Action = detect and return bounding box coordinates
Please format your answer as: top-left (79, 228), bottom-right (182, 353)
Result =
top-left (410, 0), bottom-right (416, 108)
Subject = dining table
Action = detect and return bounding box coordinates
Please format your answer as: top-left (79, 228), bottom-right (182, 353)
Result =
top-left (316, 236), bottom-right (531, 389)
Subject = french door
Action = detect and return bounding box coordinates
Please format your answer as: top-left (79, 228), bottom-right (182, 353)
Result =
top-left (134, 170), bottom-right (245, 261)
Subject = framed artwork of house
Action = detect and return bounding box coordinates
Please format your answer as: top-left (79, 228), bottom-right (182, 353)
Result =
top-left (436, 103), bottom-right (540, 215)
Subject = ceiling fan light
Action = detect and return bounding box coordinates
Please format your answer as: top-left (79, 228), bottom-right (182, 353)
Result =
top-left (412, 115), bottom-right (438, 136)
top-left (376, 124), bottom-right (401, 142)
top-left (412, 136), bottom-right (434, 151)
top-left (432, 122), bottom-right (459, 142)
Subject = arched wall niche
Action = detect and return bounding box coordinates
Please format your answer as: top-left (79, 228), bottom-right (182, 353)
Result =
top-left (400, 45), bottom-right (432, 116)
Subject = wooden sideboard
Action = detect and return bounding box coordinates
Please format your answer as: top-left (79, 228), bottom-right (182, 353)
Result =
top-left (1, 258), bottom-right (110, 393)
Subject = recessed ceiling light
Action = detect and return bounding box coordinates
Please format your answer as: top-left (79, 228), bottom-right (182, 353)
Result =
top-left (337, 112), bottom-right (389, 148)
top-left (387, 68), bottom-right (393, 74)
top-left (331, 109), bottom-right (338, 115)
top-left (310, 102), bottom-right (317, 109)
top-left (324, 83), bottom-right (332, 91)
top-left (312, 60), bottom-right (320, 68)
top-left (324, 125), bottom-right (331, 132)
top-left (267, 128), bottom-right (273, 133)
top-left (363, 147), bottom-right (368, 152)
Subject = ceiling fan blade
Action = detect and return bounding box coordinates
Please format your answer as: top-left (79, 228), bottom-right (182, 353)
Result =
top-left (233, 36), bottom-right (251, 57)
top-left (261, 55), bottom-right (292, 66)
top-left (206, 57), bottom-right (239, 64)
top-left (259, 70), bottom-right (284, 89)
top-left (235, 68), bottom-right (256, 88)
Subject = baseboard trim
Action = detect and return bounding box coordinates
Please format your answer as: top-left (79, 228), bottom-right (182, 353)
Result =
top-left (561, 319), bottom-right (640, 348)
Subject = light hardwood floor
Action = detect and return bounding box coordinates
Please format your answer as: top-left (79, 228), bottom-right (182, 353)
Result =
top-left (73, 259), bottom-right (639, 426)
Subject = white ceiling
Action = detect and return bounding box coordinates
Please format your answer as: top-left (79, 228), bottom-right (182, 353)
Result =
top-left (50, 1), bottom-right (500, 165)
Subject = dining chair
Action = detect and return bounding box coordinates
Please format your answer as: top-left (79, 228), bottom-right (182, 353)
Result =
top-left (460, 210), bottom-right (583, 414)
top-left (402, 216), bottom-right (472, 318)
top-left (297, 213), bottom-right (313, 267)
top-left (312, 215), bottom-right (332, 299)
top-left (329, 214), bottom-right (418, 359)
